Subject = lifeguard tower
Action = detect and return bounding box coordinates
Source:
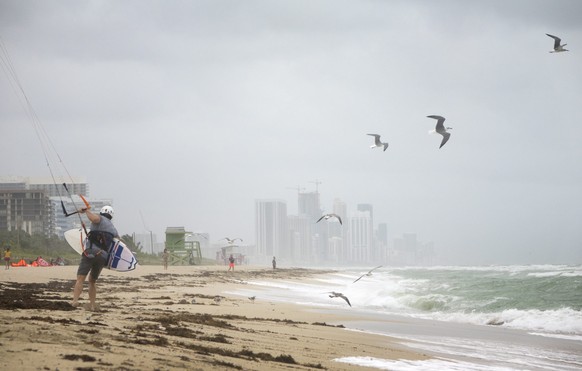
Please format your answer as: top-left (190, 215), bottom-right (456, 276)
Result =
top-left (165, 227), bottom-right (202, 265)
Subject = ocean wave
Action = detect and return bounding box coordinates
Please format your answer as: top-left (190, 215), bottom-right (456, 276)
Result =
top-left (243, 266), bottom-right (582, 336)
top-left (334, 356), bottom-right (514, 371)
top-left (429, 307), bottom-right (582, 335)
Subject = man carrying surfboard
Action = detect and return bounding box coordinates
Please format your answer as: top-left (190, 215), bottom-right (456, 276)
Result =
top-left (71, 205), bottom-right (119, 311)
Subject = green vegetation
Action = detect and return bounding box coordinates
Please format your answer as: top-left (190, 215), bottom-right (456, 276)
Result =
top-left (0, 230), bottom-right (217, 266)
top-left (0, 230), bottom-right (78, 264)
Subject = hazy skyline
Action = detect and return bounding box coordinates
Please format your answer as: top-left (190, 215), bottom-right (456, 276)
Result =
top-left (1, 1), bottom-right (581, 265)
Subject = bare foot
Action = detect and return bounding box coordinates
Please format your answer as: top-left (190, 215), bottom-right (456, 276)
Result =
top-left (83, 303), bottom-right (100, 311)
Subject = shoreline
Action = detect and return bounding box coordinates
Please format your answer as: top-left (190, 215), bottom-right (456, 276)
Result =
top-left (0, 265), bottom-right (429, 370)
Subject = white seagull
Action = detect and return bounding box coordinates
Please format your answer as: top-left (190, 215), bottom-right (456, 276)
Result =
top-left (427, 115), bottom-right (452, 149)
top-left (546, 34), bottom-right (568, 53)
top-left (316, 213), bottom-right (343, 225)
top-left (327, 291), bottom-right (351, 307)
top-left (367, 134), bottom-right (389, 152)
top-left (221, 237), bottom-right (243, 244)
top-left (352, 265), bottom-right (383, 284)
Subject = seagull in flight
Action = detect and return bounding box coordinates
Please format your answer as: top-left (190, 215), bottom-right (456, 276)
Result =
top-left (352, 265), bottom-right (383, 284)
top-left (221, 237), bottom-right (243, 244)
top-left (427, 115), bottom-right (452, 149)
top-left (546, 34), bottom-right (568, 53)
top-left (367, 134), bottom-right (389, 152)
top-left (316, 213), bottom-right (343, 225)
top-left (327, 291), bottom-right (351, 307)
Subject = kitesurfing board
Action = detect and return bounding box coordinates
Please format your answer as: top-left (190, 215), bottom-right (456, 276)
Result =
top-left (64, 228), bottom-right (138, 272)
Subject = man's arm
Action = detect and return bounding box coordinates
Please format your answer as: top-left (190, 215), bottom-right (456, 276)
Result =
top-left (82, 208), bottom-right (101, 224)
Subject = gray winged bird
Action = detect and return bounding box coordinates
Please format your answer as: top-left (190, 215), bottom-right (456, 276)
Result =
top-left (367, 134), bottom-right (388, 151)
top-left (328, 291), bottom-right (351, 307)
top-left (221, 237), bottom-right (243, 244)
top-left (353, 265), bottom-right (383, 284)
top-left (546, 34), bottom-right (568, 53)
top-left (427, 115), bottom-right (452, 149)
top-left (316, 213), bottom-right (342, 225)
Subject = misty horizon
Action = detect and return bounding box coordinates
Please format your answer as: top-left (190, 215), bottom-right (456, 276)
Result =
top-left (1, 1), bottom-right (581, 266)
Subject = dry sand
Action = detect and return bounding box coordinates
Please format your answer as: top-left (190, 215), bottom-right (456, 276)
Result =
top-left (0, 265), bottom-right (429, 370)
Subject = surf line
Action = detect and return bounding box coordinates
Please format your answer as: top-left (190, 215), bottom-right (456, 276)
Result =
top-left (0, 37), bottom-right (91, 244)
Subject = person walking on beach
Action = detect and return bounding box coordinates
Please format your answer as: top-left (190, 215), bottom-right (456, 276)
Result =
top-left (272, 256), bottom-right (276, 270)
top-left (228, 254), bottom-right (235, 271)
top-left (162, 248), bottom-right (169, 270)
top-left (72, 206), bottom-right (119, 311)
top-left (4, 247), bottom-right (11, 269)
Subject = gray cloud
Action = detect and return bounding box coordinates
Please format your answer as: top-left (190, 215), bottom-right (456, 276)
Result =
top-left (1, 0), bottom-right (581, 264)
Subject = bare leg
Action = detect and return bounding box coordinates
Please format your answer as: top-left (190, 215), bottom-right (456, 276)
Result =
top-left (88, 279), bottom-right (97, 310)
top-left (72, 275), bottom-right (86, 306)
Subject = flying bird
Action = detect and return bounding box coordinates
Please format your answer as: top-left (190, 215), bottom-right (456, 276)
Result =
top-left (546, 34), bottom-right (568, 53)
top-left (221, 237), bottom-right (243, 244)
top-left (316, 213), bottom-right (343, 225)
top-left (327, 291), bottom-right (351, 307)
top-left (248, 296), bottom-right (256, 303)
top-left (427, 115), bottom-right (452, 149)
top-left (352, 265), bottom-right (383, 284)
top-left (367, 134), bottom-right (389, 152)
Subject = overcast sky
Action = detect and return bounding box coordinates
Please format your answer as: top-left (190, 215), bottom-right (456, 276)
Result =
top-left (1, 0), bottom-right (581, 265)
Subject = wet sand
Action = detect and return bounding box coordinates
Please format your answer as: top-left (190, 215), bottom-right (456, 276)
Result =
top-left (0, 265), bottom-right (428, 370)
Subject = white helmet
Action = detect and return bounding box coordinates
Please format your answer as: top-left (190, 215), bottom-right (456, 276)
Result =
top-left (100, 205), bottom-right (114, 219)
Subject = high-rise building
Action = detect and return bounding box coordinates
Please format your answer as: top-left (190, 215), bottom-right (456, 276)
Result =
top-left (392, 233), bottom-right (418, 265)
top-left (349, 210), bottom-right (372, 263)
top-left (255, 199), bottom-right (288, 261)
top-left (0, 190), bottom-right (51, 236)
top-left (357, 203), bottom-right (373, 221)
top-left (288, 214), bottom-right (311, 263)
top-left (376, 223), bottom-right (388, 245)
top-left (374, 222), bottom-right (389, 263)
top-left (333, 198), bottom-right (347, 225)
top-left (0, 176), bottom-right (114, 239)
top-left (357, 204), bottom-right (374, 261)
top-left (298, 192), bottom-right (321, 220)
top-left (0, 176), bottom-right (89, 197)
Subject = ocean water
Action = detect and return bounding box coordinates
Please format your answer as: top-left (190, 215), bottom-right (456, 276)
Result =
top-left (227, 265), bottom-right (582, 370)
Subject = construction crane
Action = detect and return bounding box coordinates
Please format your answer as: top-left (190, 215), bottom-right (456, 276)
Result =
top-left (309, 179), bottom-right (322, 193)
top-left (286, 185), bottom-right (305, 195)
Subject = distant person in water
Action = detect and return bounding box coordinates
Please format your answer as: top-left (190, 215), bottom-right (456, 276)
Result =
top-left (228, 254), bottom-right (235, 271)
top-left (272, 256), bottom-right (276, 270)
top-left (162, 248), bottom-right (169, 270)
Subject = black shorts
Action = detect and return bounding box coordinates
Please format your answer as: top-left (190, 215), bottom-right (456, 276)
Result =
top-left (77, 253), bottom-right (107, 281)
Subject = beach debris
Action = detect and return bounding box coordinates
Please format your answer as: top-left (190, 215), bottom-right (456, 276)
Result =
top-left (316, 213), bottom-right (343, 225)
top-left (327, 291), bottom-right (351, 307)
top-left (353, 265), bottom-right (383, 283)
top-left (214, 296), bottom-right (222, 304)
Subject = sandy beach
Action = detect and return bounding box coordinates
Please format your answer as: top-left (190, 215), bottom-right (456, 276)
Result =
top-left (0, 265), bottom-right (428, 370)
